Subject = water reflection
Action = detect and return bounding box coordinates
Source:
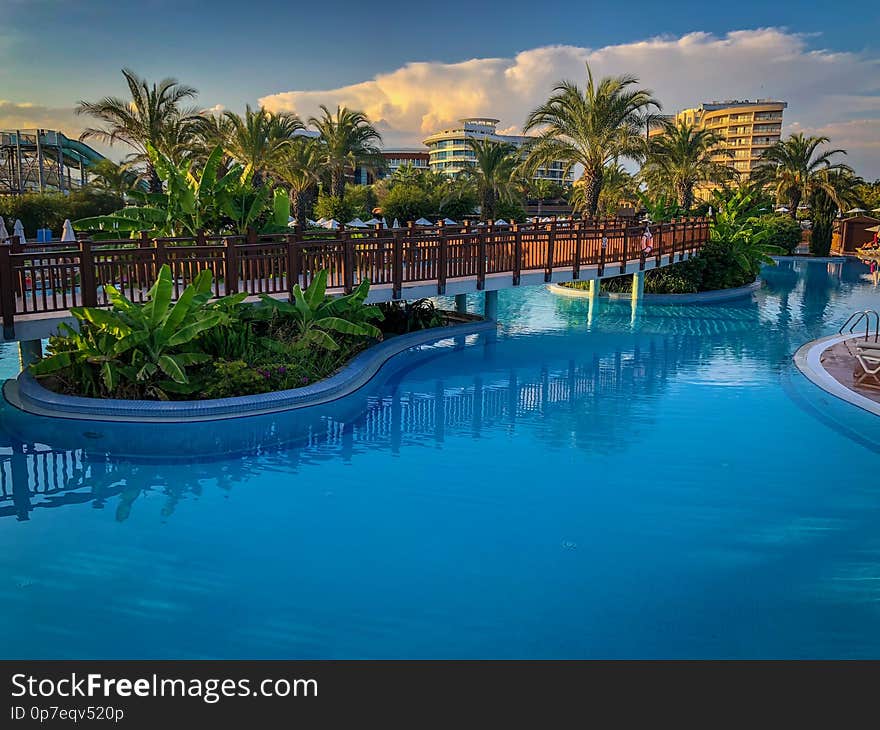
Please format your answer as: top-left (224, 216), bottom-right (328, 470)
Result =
top-left (1, 259), bottom-right (877, 524)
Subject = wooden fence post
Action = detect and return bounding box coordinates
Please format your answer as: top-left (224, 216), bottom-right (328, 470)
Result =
top-left (392, 229), bottom-right (403, 299)
top-left (342, 227), bottom-right (354, 294)
top-left (437, 219), bottom-right (447, 295)
top-left (545, 218), bottom-right (556, 283)
top-left (0, 244), bottom-right (15, 337)
top-left (477, 224), bottom-right (487, 290)
top-left (573, 221), bottom-right (582, 280)
top-left (286, 233), bottom-right (300, 299)
top-left (224, 237), bottom-right (238, 295)
top-left (79, 238), bottom-right (98, 307)
top-left (512, 223), bottom-right (522, 286)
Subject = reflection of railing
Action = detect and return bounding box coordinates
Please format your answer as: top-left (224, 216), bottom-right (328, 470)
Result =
top-left (0, 217), bottom-right (710, 336)
top-left (839, 310), bottom-right (880, 342)
top-left (0, 335), bottom-right (699, 522)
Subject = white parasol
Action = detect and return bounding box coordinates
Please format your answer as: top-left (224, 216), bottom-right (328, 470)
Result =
top-left (61, 219), bottom-right (76, 242)
top-left (13, 219), bottom-right (26, 243)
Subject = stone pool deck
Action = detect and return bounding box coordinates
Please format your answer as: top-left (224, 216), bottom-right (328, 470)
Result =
top-left (820, 340), bottom-right (880, 406)
top-left (794, 334), bottom-right (880, 417)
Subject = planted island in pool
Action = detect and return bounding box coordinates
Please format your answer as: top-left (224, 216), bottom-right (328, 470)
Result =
top-left (27, 264), bottom-right (480, 402)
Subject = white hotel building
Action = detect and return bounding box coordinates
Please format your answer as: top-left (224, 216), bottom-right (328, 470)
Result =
top-left (423, 118), bottom-right (572, 184)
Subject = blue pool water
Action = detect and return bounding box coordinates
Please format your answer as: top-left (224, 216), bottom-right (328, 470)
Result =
top-left (1, 259), bottom-right (880, 659)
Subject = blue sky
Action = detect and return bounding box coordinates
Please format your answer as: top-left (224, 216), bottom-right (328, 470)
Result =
top-left (3, 0), bottom-right (879, 177)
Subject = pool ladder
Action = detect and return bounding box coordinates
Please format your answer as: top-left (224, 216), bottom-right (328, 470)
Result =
top-left (839, 309), bottom-right (880, 343)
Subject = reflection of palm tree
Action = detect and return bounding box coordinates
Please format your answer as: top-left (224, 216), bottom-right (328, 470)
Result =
top-left (801, 260), bottom-right (837, 334)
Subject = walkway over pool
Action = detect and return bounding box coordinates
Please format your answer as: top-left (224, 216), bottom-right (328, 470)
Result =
top-left (0, 217), bottom-right (709, 341)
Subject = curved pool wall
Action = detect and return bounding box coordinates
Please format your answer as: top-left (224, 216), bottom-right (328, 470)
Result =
top-left (2, 257), bottom-right (880, 659)
top-left (6, 319), bottom-right (496, 423)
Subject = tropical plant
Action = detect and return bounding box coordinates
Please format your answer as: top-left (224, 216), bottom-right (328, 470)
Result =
top-left (273, 137), bottom-right (322, 224)
top-left (309, 105), bottom-right (383, 198)
top-left (255, 270), bottom-right (383, 350)
top-left (86, 159), bottom-right (142, 197)
top-left (461, 138), bottom-right (520, 220)
top-left (523, 63), bottom-right (660, 216)
top-left (573, 163), bottom-right (639, 216)
top-left (75, 144), bottom-right (272, 236)
top-left (76, 69), bottom-right (203, 192)
top-left (380, 184), bottom-right (432, 223)
top-left (377, 299), bottom-right (444, 335)
top-left (641, 120), bottom-right (732, 209)
top-left (709, 189), bottom-right (782, 273)
top-left (31, 265), bottom-right (242, 398)
top-left (223, 105), bottom-right (303, 185)
top-left (752, 133), bottom-right (851, 217)
top-left (809, 168), bottom-right (864, 256)
top-left (753, 215), bottom-right (802, 255)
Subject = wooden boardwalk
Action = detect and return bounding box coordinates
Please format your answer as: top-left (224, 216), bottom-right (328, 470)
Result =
top-left (1, 218), bottom-right (709, 339)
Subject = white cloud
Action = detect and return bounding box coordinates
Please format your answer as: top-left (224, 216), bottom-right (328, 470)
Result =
top-left (259, 28), bottom-right (880, 179)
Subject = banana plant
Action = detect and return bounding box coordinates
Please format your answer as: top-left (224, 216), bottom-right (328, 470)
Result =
top-left (256, 270), bottom-right (383, 350)
top-left (32, 265), bottom-right (244, 398)
top-left (75, 144), bottom-right (272, 238)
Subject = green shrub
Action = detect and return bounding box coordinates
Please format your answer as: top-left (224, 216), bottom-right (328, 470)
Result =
top-left (378, 299), bottom-right (444, 335)
top-left (380, 184), bottom-right (432, 223)
top-left (493, 199), bottom-right (527, 223)
top-left (0, 190), bottom-right (123, 239)
top-left (314, 194), bottom-right (355, 224)
top-left (754, 215), bottom-right (801, 255)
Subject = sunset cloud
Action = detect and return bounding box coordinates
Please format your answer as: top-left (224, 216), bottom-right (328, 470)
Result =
top-left (260, 28), bottom-right (880, 178)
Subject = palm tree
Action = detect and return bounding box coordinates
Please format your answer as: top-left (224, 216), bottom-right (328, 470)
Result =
top-left (523, 63), bottom-right (660, 217)
top-left (576, 162), bottom-right (639, 216)
top-left (309, 105), bottom-right (383, 198)
top-left (86, 159), bottom-right (140, 197)
top-left (752, 133), bottom-right (850, 218)
top-left (223, 105), bottom-right (303, 186)
top-left (273, 138), bottom-right (323, 225)
top-left (641, 120), bottom-right (732, 210)
top-left (809, 168), bottom-right (865, 256)
top-left (76, 68), bottom-right (203, 192)
top-left (463, 138), bottom-right (520, 220)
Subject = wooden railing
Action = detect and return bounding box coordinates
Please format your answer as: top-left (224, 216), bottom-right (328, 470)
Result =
top-left (0, 217), bottom-right (710, 336)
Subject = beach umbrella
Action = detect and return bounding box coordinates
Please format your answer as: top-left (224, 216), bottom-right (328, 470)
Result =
top-left (13, 219), bottom-right (25, 243)
top-left (315, 217), bottom-right (327, 226)
top-left (865, 224), bottom-right (880, 233)
top-left (414, 217), bottom-right (433, 226)
top-left (774, 206), bottom-right (789, 213)
top-left (391, 218), bottom-right (401, 229)
top-left (0, 216), bottom-right (9, 241)
top-left (845, 208), bottom-right (866, 215)
top-left (322, 219), bottom-right (340, 230)
top-left (61, 219), bottom-right (76, 242)
top-left (872, 208), bottom-right (880, 214)
top-left (365, 217), bottom-right (382, 225)
top-left (440, 218), bottom-right (457, 225)
top-left (494, 219), bottom-right (508, 226)
top-left (346, 218), bottom-right (368, 228)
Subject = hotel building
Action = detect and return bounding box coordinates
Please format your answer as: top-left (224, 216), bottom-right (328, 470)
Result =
top-left (650, 99), bottom-right (787, 183)
top-left (423, 118), bottom-right (572, 184)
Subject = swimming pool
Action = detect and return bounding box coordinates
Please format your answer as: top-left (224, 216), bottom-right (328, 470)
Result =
top-left (1, 259), bottom-right (879, 659)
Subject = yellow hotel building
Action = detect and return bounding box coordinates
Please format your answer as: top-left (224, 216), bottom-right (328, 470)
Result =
top-left (651, 99), bottom-right (787, 196)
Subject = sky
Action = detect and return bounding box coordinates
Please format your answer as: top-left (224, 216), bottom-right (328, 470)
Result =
top-left (2, 0), bottom-right (879, 178)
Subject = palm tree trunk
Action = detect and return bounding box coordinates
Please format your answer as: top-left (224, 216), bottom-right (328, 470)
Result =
top-left (331, 168), bottom-right (346, 199)
top-left (291, 189), bottom-right (308, 226)
top-left (147, 164), bottom-right (162, 194)
top-left (788, 190), bottom-right (801, 219)
top-left (581, 167), bottom-right (603, 218)
top-left (677, 182), bottom-right (693, 212)
top-left (482, 189), bottom-right (496, 221)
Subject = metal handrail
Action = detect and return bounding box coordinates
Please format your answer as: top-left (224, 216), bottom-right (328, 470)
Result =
top-left (839, 310), bottom-right (880, 342)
